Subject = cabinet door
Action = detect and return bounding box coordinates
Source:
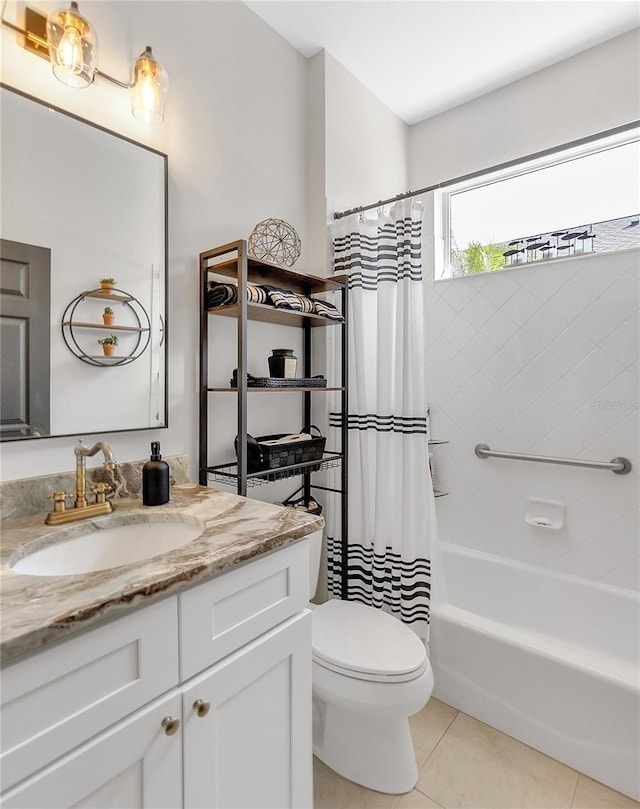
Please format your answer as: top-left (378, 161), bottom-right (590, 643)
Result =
top-left (2, 596), bottom-right (179, 791)
top-left (1, 691), bottom-right (182, 809)
top-left (183, 612), bottom-right (312, 809)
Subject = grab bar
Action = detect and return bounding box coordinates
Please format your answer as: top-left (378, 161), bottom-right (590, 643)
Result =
top-left (474, 444), bottom-right (632, 475)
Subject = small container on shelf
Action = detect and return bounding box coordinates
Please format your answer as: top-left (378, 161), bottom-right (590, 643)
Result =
top-left (99, 276), bottom-right (116, 293)
top-left (268, 349), bottom-right (297, 379)
top-left (235, 426), bottom-right (326, 474)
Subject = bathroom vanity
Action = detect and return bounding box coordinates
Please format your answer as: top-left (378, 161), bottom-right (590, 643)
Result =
top-left (0, 484), bottom-right (322, 808)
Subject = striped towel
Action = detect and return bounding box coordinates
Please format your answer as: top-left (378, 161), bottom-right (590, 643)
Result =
top-left (206, 282), bottom-right (269, 309)
top-left (310, 298), bottom-right (343, 321)
top-left (263, 285), bottom-right (314, 313)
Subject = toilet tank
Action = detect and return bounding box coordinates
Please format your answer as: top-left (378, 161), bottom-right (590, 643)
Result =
top-left (307, 529), bottom-right (323, 600)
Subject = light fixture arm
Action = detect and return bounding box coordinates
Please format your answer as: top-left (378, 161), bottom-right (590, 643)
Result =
top-left (94, 67), bottom-right (129, 90)
top-left (1, 17), bottom-right (48, 51)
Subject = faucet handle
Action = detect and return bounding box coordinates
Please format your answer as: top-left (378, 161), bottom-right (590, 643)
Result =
top-left (47, 491), bottom-right (74, 514)
top-left (91, 483), bottom-right (112, 504)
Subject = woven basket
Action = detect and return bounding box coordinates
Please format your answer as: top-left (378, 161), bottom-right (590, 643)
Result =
top-left (235, 426), bottom-right (325, 473)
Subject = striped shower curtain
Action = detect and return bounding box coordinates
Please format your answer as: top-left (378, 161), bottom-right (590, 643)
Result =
top-left (325, 199), bottom-right (437, 640)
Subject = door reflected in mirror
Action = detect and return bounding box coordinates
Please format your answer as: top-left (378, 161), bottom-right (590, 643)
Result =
top-left (0, 85), bottom-right (167, 441)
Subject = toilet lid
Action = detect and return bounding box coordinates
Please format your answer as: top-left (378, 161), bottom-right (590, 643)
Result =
top-left (312, 599), bottom-right (426, 678)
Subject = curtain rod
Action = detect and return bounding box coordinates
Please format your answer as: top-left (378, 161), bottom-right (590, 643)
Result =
top-left (332, 120), bottom-right (640, 220)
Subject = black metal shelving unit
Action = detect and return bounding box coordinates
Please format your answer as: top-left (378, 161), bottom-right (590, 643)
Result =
top-left (199, 240), bottom-right (348, 588)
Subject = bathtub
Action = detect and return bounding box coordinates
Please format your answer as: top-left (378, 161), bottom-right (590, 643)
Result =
top-left (430, 542), bottom-right (640, 801)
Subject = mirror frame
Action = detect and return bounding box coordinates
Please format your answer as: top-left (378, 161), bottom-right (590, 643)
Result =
top-left (0, 83), bottom-right (169, 442)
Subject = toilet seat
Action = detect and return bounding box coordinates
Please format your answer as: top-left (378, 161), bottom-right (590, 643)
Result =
top-left (312, 599), bottom-right (427, 684)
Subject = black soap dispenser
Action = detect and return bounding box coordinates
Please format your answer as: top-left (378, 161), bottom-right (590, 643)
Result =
top-left (143, 442), bottom-right (170, 506)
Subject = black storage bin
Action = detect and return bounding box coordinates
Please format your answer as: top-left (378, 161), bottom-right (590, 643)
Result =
top-left (235, 426), bottom-right (326, 473)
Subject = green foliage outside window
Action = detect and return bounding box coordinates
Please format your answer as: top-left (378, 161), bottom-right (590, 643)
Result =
top-left (451, 241), bottom-right (507, 276)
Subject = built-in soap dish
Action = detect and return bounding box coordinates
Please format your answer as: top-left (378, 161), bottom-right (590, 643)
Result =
top-left (525, 497), bottom-right (565, 530)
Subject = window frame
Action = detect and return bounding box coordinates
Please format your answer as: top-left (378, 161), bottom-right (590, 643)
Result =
top-left (441, 127), bottom-right (640, 279)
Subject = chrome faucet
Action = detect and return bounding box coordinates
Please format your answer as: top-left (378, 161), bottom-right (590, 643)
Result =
top-left (45, 438), bottom-right (117, 525)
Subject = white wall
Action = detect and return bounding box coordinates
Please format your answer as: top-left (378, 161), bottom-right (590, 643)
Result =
top-left (411, 31), bottom-right (640, 592)
top-left (325, 51), bottom-right (408, 217)
top-left (409, 28), bottom-right (640, 189)
top-left (0, 0), bottom-right (309, 482)
top-left (304, 49), bottom-right (409, 279)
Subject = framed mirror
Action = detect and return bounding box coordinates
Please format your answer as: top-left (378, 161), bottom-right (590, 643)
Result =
top-left (0, 85), bottom-right (167, 441)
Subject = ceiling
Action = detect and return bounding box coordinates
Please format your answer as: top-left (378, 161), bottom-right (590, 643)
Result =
top-left (244, 1), bottom-right (640, 125)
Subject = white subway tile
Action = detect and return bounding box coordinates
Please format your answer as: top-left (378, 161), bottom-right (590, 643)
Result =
top-left (573, 346), bottom-right (625, 388)
top-left (478, 274), bottom-right (520, 308)
top-left (572, 299), bottom-right (624, 345)
top-left (480, 352), bottom-right (520, 388)
top-left (523, 351), bottom-right (568, 389)
top-left (481, 308), bottom-right (521, 349)
top-left (547, 324), bottom-right (596, 367)
top-left (459, 293), bottom-right (496, 330)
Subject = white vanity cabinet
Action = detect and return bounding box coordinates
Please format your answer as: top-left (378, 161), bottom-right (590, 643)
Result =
top-left (1, 540), bottom-right (312, 809)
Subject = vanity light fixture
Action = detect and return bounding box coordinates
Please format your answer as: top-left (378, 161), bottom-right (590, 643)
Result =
top-left (1, 3), bottom-right (169, 123)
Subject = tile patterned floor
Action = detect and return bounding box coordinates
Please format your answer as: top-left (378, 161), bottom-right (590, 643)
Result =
top-left (313, 699), bottom-right (639, 809)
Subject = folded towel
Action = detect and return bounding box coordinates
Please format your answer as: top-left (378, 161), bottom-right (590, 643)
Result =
top-left (206, 281), bottom-right (340, 320)
top-left (206, 282), bottom-right (269, 309)
top-left (310, 298), bottom-right (343, 321)
top-left (260, 433), bottom-right (312, 446)
top-left (262, 285), bottom-right (314, 313)
top-left (207, 282), bottom-right (237, 308)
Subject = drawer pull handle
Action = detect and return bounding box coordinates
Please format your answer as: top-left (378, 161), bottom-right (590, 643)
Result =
top-left (193, 699), bottom-right (211, 717)
top-left (162, 716), bottom-right (181, 736)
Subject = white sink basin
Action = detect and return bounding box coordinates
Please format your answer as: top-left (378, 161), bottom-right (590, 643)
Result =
top-left (11, 519), bottom-right (205, 577)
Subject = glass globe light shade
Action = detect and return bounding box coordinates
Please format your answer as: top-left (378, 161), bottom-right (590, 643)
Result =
top-left (46, 2), bottom-right (97, 88)
top-left (130, 47), bottom-right (169, 124)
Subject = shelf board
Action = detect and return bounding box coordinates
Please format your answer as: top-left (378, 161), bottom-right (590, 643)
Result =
top-left (428, 439), bottom-right (449, 446)
top-left (434, 490), bottom-right (449, 498)
top-left (207, 452), bottom-right (343, 486)
top-left (81, 290), bottom-right (134, 302)
top-left (208, 386), bottom-right (345, 393)
top-left (63, 321), bottom-right (148, 333)
top-left (201, 250), bottom-right (345, 295)
top-left (81, 354), bottom-right (133, 362)
top-left (207, 301), bottom-right (342, 328)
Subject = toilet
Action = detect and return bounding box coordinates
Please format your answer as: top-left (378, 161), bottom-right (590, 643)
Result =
top-left (307, 531), bottom-right (434, 795)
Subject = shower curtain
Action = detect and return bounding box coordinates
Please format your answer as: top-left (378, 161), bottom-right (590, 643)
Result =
top-left (325, 199), bottom-right (437, 640)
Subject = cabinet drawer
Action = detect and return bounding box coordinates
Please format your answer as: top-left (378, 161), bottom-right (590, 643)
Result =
top-left (179, 540), bottom-right (309, 679)
top-left (1, 596), bottom-right (179, 792)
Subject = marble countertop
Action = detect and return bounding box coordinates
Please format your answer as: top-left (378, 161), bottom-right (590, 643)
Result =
top-left (0, 484), bottom-right (323, 666)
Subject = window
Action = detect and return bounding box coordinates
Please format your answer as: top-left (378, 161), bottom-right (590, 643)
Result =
top-left (442, 131), bottom-right (640, 278)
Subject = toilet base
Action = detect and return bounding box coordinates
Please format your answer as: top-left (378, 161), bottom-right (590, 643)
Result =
top-left (313, 698), bottom-right (418, 794)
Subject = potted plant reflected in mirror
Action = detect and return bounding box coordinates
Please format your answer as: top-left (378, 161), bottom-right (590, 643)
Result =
top-left (102, 306), bottom-right (115, 326)
top-left (98, 335), bottom-right (119, 357)
top-left (100, 276), bottom-right (116, 292)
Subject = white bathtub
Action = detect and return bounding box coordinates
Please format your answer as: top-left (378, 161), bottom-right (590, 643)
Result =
top-left (430, 542), bottom-right (640, 800)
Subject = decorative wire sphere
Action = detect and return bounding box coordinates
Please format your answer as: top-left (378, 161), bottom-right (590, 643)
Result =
top-left (248, 218), bottom-right (301, 267)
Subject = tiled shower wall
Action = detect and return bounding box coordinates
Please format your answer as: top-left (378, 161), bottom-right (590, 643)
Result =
top-left (425, 249), bottom-right (639, 592)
